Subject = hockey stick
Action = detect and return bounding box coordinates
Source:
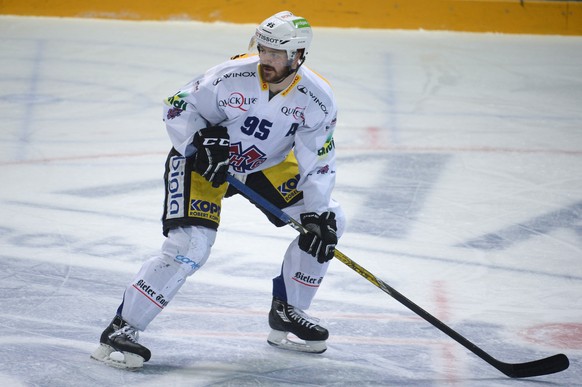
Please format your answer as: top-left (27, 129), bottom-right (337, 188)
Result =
top-left (225, 174), bottom-right (569, 378)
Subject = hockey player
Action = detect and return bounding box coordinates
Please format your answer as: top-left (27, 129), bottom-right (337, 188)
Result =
top-left (91, 10), bottom-right (345, 368)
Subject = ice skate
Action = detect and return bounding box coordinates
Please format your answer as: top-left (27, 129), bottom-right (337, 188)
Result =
top-left (91, 316), bottom-right (151, 369)
top-left (267, 297), bottom-right (328, 354)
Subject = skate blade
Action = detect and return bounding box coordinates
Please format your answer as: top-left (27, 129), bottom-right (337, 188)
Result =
top-left (91, 344), bottom-right (144, 369)
top-left (90, 343), bottom-right (114, 361)
top-left (267, 329), bottom-right (327, 354)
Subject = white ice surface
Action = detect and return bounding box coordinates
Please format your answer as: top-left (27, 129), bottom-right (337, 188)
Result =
top-left (1, 16), bottom-right (581, 386)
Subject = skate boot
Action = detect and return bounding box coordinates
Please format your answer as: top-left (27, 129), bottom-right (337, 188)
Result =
top-left (91, 316), bottom-right (151, 369)
top-left (267, 297), bottom-right (329, 353)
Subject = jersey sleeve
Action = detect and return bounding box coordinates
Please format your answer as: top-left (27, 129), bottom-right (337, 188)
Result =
top-left (294, 92), bottom-right (338, 214)
top-left (162, 68), bottom-right (228, 157)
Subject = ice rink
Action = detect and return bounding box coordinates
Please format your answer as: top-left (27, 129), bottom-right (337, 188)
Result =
top-left (1, 15), bottom-right (581, 386)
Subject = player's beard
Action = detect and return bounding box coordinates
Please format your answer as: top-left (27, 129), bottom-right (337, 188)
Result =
top-left (261, 64), bottom-right (292, 84)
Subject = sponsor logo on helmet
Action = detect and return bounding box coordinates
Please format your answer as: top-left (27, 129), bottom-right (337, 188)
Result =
top-left (256, 31), bottom-right (290, 46)
top-left (293, 18), bottom-right (310, 28)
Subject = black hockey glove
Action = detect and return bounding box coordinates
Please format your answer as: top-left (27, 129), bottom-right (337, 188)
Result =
top-left (193, 126), bottom-right (230, 188)
top-left (298, 211), bottom-right (338, 263)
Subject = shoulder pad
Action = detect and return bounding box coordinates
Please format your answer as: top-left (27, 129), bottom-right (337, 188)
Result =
top-left (230, 53), bottom-right (251, 60)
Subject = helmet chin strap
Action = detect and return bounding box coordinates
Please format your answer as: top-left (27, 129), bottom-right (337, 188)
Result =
top-left (269, 53), bottom-right (306, 85)
top-left (269, 66), bottom-right (295, 84)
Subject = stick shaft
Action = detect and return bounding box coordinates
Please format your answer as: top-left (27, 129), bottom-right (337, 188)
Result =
top-left (225, 174), bottom-right (569, 378)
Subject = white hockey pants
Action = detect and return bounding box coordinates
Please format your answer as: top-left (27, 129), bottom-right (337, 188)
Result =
top-left (119, 200), bottom-right (345, 331)
top-left (119, 225), bottom-right (216, 331)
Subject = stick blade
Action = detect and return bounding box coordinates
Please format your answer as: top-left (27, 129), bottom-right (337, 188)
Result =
top-left (499, 353), bottom-right (569, 378)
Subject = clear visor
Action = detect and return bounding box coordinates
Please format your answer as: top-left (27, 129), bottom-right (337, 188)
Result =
top-left (258, 45), bottom-right (289, 61)
top-left (248, 35), bottom-right (258, 53)
top-left (249, 36), bottom-right (293, 62)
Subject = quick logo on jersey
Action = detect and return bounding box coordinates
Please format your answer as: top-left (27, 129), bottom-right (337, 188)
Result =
top-left (166, 156), bottom-right (186, 219)
top-left (281, 106), bottom-right (305, 121)
top-left (278, 174), bottom-right (301, 202)
top-left (229, 142), bottom-right (267, 173)
top-left (219, 92), bottom-right (257, 112)
top-left (292, 272), bottom-right (323, 287)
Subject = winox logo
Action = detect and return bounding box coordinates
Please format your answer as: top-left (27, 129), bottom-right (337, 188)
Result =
top-left (219, 92), bottom-right (257, 112)
top-left (309, 91), bottom-right (328, 115)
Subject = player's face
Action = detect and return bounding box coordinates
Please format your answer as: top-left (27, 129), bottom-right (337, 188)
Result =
top-left (258, 46), bottom-right (291, 83)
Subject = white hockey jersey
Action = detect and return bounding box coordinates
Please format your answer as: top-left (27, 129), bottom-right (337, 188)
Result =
top-left (162, 54), bottom-right (338, 214)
